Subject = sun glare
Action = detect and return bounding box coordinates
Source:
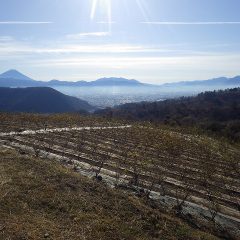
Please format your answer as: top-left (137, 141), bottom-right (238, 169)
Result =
top-left (91, 0), bottom-right (112, 31)
top-left (90, 0), bottom-right (148, 32)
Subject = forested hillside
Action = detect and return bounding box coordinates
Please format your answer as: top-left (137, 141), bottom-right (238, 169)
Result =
top-left (97, 88), bottom-right (240, 141)
top-left (0, 87), bottom-right (94, 113)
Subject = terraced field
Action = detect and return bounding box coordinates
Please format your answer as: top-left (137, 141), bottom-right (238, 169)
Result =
top-left (0, 114), bottom-right (239, 239)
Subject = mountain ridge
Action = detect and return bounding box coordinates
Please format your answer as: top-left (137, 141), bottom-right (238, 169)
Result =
top-left (0, 69), bottom-right (239, 88)
top-left (0, 87), bottom-right (95, 113)
top-left (0, 69), bottom-right (34, 81)
top-left (0, 70), bottom-right (145, 87)
top-left (162, 76), bottom-right (240, 87)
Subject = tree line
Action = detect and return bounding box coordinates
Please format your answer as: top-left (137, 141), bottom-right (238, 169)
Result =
top-left (96, 88), bottom-right (240, 141)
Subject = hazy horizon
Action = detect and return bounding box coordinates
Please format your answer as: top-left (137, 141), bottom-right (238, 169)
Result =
top-left (1, 0), bottom-right (240, 84)
top-left (1, 69), bottom-right (240, 85)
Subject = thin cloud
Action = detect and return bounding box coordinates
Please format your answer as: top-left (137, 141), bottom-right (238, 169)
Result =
top-left (97, 21), bottom-right (116, 24)
top-left (0, 36), bottom-right (14, 41)
top-left (66, 32), bottom-right (110, 39)
top-left (31, 55), bottom-right (240, 75)
top-left (0, 21), bottom-right (52, 24)
top-left (0, 41), bottom-right (184, 55)
top-left (142, 21), bottom-right (240, 25)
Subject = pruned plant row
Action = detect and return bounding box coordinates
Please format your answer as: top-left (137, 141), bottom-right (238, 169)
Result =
top-left (3, 126), bottom-right (239, 223)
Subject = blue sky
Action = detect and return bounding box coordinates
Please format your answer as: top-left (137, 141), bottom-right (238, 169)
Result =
top-left (0, 0), bottom-right (240, 83)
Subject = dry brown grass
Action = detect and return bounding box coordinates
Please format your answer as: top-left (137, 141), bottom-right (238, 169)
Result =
top-left (0, 147), bottom-right (219, 240)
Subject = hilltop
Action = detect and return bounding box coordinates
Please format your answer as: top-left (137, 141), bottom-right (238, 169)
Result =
top-left (0, 69), bottom-right (34, 81)
top-left (0, 87), bottom-right (94, 113)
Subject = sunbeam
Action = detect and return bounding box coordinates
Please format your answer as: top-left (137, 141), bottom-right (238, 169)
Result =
top-left (106, 0), bottom-right (112, 32)
top-left (135, 0), bottom-right (150, 22)
top-left (90, 0), bottom-right (98, 20)
top-left (90, 0), bottom-right (149, 32)
top-left (90, 0), bottom-right (112, 32)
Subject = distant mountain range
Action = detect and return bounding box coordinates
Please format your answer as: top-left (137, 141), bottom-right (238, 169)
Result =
top-left (0, 69), bottom-right (239, 88)
top-left (0, 87), bottom-right (94, 113)
top-left (0, 70), bottom-right (144, 87)
top-left (0, 69), bottom-right (33, 81)
top-left (162, 76), bottom-right (240, 87)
